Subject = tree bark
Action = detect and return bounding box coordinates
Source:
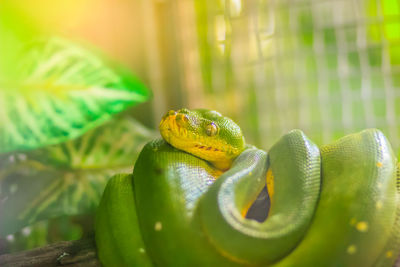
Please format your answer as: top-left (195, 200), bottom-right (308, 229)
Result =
top-left (1, 236), bottom-right (400, 267)
top-left (0, 238), bottom-right (100, 267)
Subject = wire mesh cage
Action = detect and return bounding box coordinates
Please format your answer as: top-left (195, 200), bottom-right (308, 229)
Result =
top-left (145, 0), bottom-right (400, 151)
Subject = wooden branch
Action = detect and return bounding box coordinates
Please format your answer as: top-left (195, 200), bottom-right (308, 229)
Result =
top-left (0, 237), bottom-right (100, 267)
top-left (1, 236), bottom-right (400, 267)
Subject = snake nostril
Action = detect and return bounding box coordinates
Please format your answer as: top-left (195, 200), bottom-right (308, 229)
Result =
top-left (168, 110), bottom-right (177, 116)
top-left (162, 110), bottom-right (177, 120)
top-left (176, 114), bottom-right (189, 125)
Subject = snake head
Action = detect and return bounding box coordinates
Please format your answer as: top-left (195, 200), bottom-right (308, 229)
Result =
top-left (159, 108), bottom-right (246, 170)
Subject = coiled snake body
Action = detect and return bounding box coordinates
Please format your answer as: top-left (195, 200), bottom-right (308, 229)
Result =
top-left (95, 109), bottom-right (400, 266)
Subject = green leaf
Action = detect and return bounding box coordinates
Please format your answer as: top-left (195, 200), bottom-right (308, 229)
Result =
top-left (0, 117), bottom-right (157, 236)
top-left (0, 37), bottom-right (150, 153)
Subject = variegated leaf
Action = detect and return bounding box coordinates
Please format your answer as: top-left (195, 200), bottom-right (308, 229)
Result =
top-left (0, 37), bottom-right (150, 153)
top-left (0, 117), bottom-right (157, 236)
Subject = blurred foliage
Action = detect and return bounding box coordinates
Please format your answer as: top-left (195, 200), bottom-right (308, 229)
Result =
top-left (0, 37), bottom-right (150, 153)
top-left (0, 2), bottom-right (40, 79)
top-left (0, 116), bottom-right (156, 236)
top-left (1, 221), bottom-right (49, 253)
top-left (2, 215), bottom-right (93, 253)
top-left (0, 1), bottom-right (154, 251)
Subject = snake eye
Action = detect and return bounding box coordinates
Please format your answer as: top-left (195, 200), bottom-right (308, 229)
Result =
top-left (205, 123), bottom-right (218, 136)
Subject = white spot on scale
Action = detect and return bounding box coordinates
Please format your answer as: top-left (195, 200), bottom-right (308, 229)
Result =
top-left (355, 221), bottom-right (368, 232)
top-left (139, 248), bottom-right (146, 254)
top-left (386, 250), bottom-right (393, 258)
top-left (155, 221), bottom-right (162, 231)
top-left (347, 245), bottom-right (357, 255)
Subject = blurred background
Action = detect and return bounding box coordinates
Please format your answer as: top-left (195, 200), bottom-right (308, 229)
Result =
top-left (1, 0), bottom-right (400, 253)
top-left (5, 0), bottom-right (400, 150)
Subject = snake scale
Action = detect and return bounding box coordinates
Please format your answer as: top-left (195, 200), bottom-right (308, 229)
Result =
top-left (95, 108), bottom-right (400, 266)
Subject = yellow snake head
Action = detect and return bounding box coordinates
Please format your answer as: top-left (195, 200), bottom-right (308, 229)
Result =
top-left (159, 108), bottom-right (246, 170)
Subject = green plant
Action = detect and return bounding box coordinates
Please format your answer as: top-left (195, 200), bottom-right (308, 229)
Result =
top-left (0, 17), bottom-right (153, 249)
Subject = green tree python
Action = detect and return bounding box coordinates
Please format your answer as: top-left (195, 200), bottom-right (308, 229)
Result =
top-left (95, 108), bottom-right (400, 266)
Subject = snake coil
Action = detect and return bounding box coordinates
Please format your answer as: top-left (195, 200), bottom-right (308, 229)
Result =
top-left (95, 109), bottom-right (400, 267)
